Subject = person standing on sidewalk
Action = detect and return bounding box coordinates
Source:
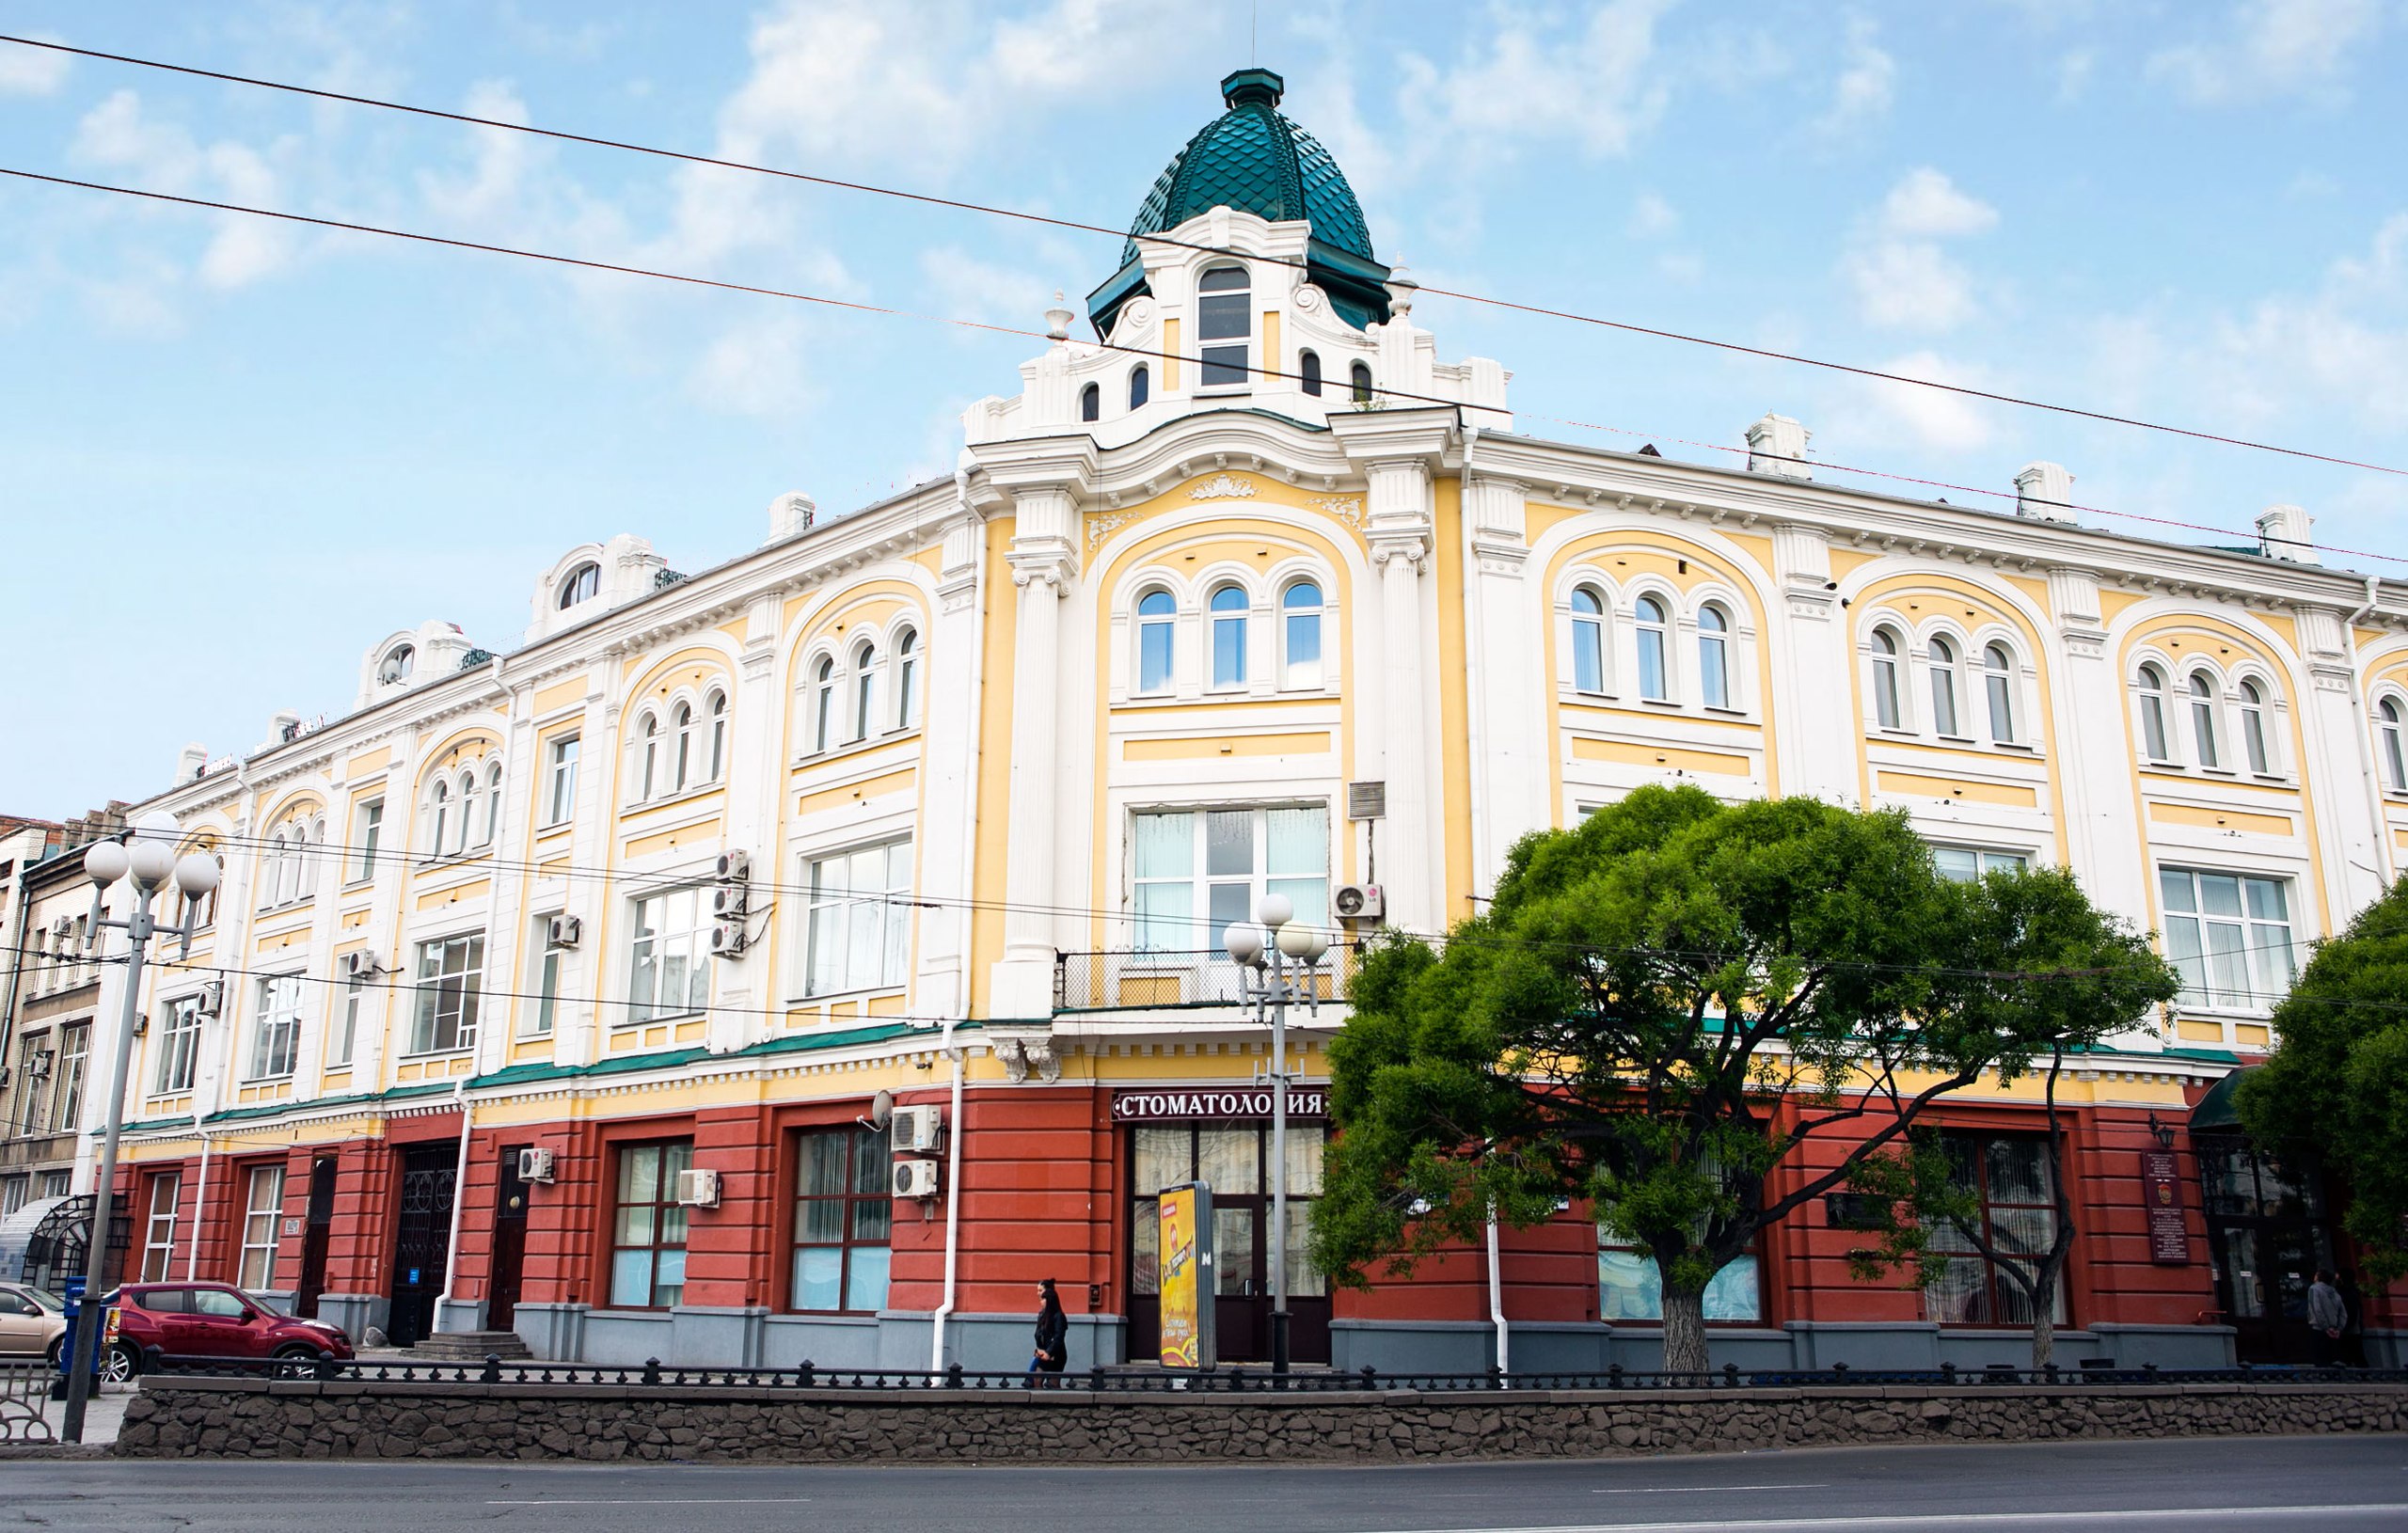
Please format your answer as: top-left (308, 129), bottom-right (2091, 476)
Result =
top-left (1028, 1278), bottom-right (1069, 1386)
top-left (2306, 1270), bottom-right (2347, 1367)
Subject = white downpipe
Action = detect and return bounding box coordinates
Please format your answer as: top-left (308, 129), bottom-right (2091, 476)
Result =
top-left (182, 1131), bottom-right (212, 1281)
top-left (928, 1023), bottom-right (966, 1370)
top-left (1486, 1207), bottom-right (1509, 1374)
top-left (432, 1081), bottom-right (473, 1334)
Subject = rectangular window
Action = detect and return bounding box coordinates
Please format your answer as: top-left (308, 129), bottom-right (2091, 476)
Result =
top-left (527, 916), bottom-right (565, 1037)
top-left (803, 841), bottom-right (912, 997)
top-left (1599, 1237), bottom-right (1763, 1323)
top-left (142, 1171), bottom-right (182, 1283)
top-left (1131, 806), bottom-right (1328, 953)
top-left (40, 1170), bottom-right (69, 1201)
top-left (1196, 268), bottom-right (1250, 387)
top-left (239, 1163), bottom-right (285, 1291)
top-left (628, 888), bottom-right (711, 1022)
top-left (1925, 1133), bottom-right (2067, 1327)
top-left (155, 996), bottom-right (202, 1095)
top-left (0, 1177), bottom-right (24, 1217)
top-left (609, 1140), bottom-right (692, 1307)
top-left (248, 975), bottom-right (302, 1082)
top-left (52, 1022), bottom-right (89, 1132)
top-left (546, 735), bottom-right (579, 826)
top-left (331, 978), bottom-right (361, 1068)
top-left (789, 1127), bottom-right (892, 1311)
top-left (409, 934), bottom-right (485, 1055)
top-left (351, 799), bottom-right (383, 882)
top-left (2159, 868), bottom-right (2295, 1010)
top-left (1932, 846), bottom-right (2029, 883)
top-left (15, 1034), bottom-right (53, 1131)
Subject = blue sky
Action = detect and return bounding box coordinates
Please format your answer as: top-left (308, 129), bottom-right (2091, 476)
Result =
top-left (3, 0), bottom-right (2405, 820)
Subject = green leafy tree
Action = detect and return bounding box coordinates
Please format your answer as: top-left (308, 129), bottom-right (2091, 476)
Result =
top-left (2237, 879), bottom-right (2408, 1284)
top-left (1313, 785), bottom-right (2173, 1374)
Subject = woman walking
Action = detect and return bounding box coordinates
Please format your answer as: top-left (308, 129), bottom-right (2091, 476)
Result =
top-left (1028, 1278), bottom-right (1069, 1386)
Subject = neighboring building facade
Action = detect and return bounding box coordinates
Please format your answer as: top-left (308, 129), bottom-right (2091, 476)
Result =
top-left (75, 71), bottom-right (2406, 1371)
top-left (0, 811), bottom-right (110, 1222)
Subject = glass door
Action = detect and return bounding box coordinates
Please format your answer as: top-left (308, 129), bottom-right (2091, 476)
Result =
top-left (1128, 1120), bottom-right (1328, 1365)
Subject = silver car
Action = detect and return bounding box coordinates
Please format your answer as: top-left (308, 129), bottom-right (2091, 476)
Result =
top-left (0, 1282), bottom-right (67, 1367)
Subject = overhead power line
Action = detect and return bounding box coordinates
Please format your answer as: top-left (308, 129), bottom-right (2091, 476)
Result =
top-left (4, 31), bottom-right (2403, 482)
top-left (8, 163), bottom-right (2402, 572)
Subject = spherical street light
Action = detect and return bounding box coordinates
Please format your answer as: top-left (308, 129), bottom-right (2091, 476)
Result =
top-left (125, 837), bottom-right (177, 888)
top-left (173, 853), bottom-right (221, 897)
top-left (1253, 893), bottom-right (1295, 929)
top-left (1223, 921), bottom-right (1266, 968)
top-left (82, 840), bottom-right (130, 888)
top-left (1276, 922), bottom-right (1328, 963)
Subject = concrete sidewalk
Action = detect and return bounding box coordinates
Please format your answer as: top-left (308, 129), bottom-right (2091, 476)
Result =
top-left (0, 1377), bottom-right (136, 1453)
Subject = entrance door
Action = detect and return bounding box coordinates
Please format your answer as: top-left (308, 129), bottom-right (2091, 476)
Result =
top-left (1130, 1121), bottom-right (1331, 1366)
top-left (487, 1146), bottom-right (531, 1333)
top-left (293, 1158), bottom-right (339, 1318)
top-left (386, 1146), bottom-right (457, 1348)
top-left (2196, 1135), bottom-right (2334, 1363)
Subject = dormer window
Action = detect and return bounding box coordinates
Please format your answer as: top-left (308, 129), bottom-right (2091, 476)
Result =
top-left (1197, 265), bottom-right (1250, 387)
top-left (379, 645), bottom-right (415, 685)
top-left (1080, 383), bottom-right (1101, 423)
top-left (1350, 361), bottom-right (1373, 403)
top-left (558, 562), bottom-right (601, 609)
top-left (1299, 349), bottom-right (1322, 396)
top-left (1129, 365), bottom-right (1149, 409)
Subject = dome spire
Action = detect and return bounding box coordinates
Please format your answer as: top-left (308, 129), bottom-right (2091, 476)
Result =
top-left (1220, 68), bottom-right (1283, 109)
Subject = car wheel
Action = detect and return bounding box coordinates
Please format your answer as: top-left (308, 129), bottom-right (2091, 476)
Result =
top-left (101, 1343), bottom-right (139, 1384)
top-left (45, 1336), bottom-right (64, 1369)
top-left (269, 1347), bottom-right (323, 1380)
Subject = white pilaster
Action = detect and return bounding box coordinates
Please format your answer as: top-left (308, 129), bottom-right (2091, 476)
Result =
top-left (912, 509), bottom-right (988, 1020)
top-left (992, 484), bottom-right (1081, 1017)
top-left (1770, 524), bottom-right (1854, 803)
top-left (1462, 470), bottom-right (1545, 883)
top-left (2294, 601), bottom-right (2393, 918)
top-left (2047, 568), bottom-right (2148, 922)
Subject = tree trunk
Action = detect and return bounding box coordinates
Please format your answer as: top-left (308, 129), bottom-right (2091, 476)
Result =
top-left (2029, 1288), bottom-right (2055, 1372)
top-left (1660, 1280), bottom-right (1710, 1376)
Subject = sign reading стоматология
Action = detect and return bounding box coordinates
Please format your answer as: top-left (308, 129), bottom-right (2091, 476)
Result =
top-left (1112, 1088), bottom-right (1327, 1121)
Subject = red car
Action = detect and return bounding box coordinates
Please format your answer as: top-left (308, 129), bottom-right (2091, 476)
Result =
top-left (104, 1281), bottom-right (355, 1379)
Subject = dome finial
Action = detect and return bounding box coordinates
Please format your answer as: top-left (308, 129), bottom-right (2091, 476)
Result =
top-left (1221, 68), bottom-right (1283, 109)
top-left (1043, 290), bottom-right (1073, 341)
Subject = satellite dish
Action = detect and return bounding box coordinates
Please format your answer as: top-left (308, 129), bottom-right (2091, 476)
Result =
top-left (869, 1089), bottom-right (895, 1130)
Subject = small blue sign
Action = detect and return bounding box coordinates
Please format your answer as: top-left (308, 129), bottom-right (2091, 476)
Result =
top-left (406, 1268), bottom-right (420, 1285)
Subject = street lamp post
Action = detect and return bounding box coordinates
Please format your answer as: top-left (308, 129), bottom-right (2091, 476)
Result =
top-left (1223, 894), bottom-right (1327, 1379)
top-left (60, 813), bottom-right (219, 1444)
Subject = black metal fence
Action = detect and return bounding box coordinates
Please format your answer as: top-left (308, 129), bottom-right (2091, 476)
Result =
top-left (1053, 946), bottom-right (1361, 1014)
top-left (135, 1350), bottom-right (2407, 1393)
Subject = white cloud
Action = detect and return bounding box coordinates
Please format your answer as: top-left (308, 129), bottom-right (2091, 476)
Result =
top-left (2055, 48), bottom-right (2097, 102)
top-left (1879, 168), bottom-right (1999, 238)
top-left (1392, 0), bottom-right (1675, 161)
top-left (919, 245), bottom-right (1053, 330)
top-left (1629, 191), bottom-right (1680, 239)
top-left (2147, 0), bottom-right (2386, 104)
top-left (69, 91), bottom-right (300, 291)
top-left (0, 34), bottom-right (71, 96)
top-left (1844, 169), bottom-right (1999, 332)
top-left (1814, 14), bottom-right (1895, 136)
top-left (417, 81), bottom-right (543, 227)
top-left (2199, 213), bottom-right (2408, 431)
top-left (689, 310), bottom-right (818, 419)
top-left (1858, 351), bottom-right (2001, 452)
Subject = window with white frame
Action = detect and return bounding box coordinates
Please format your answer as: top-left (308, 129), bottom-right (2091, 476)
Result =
top-left (1129, 363), bottom-right (1151, 408)
top-left (2159, 868), bottom-right (2295, 1011)
top-left (1570, 587), bottom-right (1607, 695)
top-left (459, 771), bottom-right (483, 854)
top-left (1196, 264), bottom-right (1250, 386)
top-left (427, 779), bottom-right (452, 859)
top-left (1634, 596), bottom-right (1671, 701)
top-left (2136, 664), bottom-right (2173, 763)
top-left (482, 762), bottom-right (503, 844)
top-left (1928, 636), bottom-right (1962, 736)
top-left (1932, 846), bottom-right (2028, 883)
top-left (811, 656), bottom-right (837, 752)
top-left (1698, 603), bottom-right (1732, 709)
top-left (248, 973), bottom-right (302, 1082)
top-left (2380, 698), bottom-right (2407, 793)
top-left (527, 916), bottom-right (565, 1036)
top-left (140, 1170), bottom-right (181, 1283)
top-left (627, 887), bottom-right (711, 1023)
top-left (804, 840), bottom-right (912, 996)
top-left (331, 975), bottom-right (361, 1068)
top-left (546, 735), bottom-right (578, 826)
top-left (1132, 806), bottom-right (1329, 953)
top-left (1209, 585), bottom-right (1248, 687)
top-left (671, 701), bottom-right (697, 791)
top-left (894, 636), bottom-right (919, 729)
top-left (852, 640), bottom-right (880, 741)
top-left (638, 714), bottom-right (662, 798)
top-left (706, 690), bottom-right (729, 775)
top-left (155, 994), bottom-right (202, 1094)
top-left (1136, 591), bottom-right (1176, 694)
top-left (1280, 580), bottom-right (1323, 688)
top-left (1983, 643), bottom-right (2017, 743)
top-left (351, 798), bottom-right (383, 881)
top-left (2189, 672), bottom-right (2223, 769)
top-left (1871, 627), bottom-right (1904, 729)
top-left (558, 561), bottom-right (600, 608)
top-left (238, 1163), bottom-right (284, 1290)
top-left (409, 933), bottom-right (484, 1055)
top-left (51, 1022), bottom-right (87, 1132)
top-left (2238, 681), bottom-right (2273, 775)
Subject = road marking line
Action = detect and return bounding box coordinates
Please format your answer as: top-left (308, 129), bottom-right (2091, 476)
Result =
top-left (1360, 1505), bottom-right (2408, 1533)
top-left (484, 1498), bottom-right (812, 1506)
top-left (1593, 1484), bottom-right (1829, 1494)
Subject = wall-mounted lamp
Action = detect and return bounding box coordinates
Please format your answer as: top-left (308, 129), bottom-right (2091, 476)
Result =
top-left (2147, 1112), bottom-right (2177, 1150)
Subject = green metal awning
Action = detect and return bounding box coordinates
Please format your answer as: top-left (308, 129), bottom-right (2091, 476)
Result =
top-left (2189, 1066), bottom-right (2258, 1130)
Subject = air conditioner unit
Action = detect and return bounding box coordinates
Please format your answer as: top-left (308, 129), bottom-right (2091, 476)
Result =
top-left (517, 1147), bottom-right (556, 1184)
top-left (890, 1104), bottom-right (943, 1152)
top-left (710, 884), bottom-right (748, 919)
top-left (26, 1051), bottom-right (53, 1082)
top-left (709, 922), bottom-right (747, 958)
top-left (547, 914), bottom-right (581, 949)
top-left (338, 950), bottom-right (379, 981)
top-left (196, 979), bottom-right (225, 1018)
top-left (674, 1167), bottom-right (721, 1208)
top-left (714, 849), bottom-right (751, 883)
top-left (1332, 883), bottom-right (1385, 922)
top-left (892, 1158), bottom-right (940, 1199)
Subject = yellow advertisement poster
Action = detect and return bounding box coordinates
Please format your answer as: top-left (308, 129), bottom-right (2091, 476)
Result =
top-left (1157, 1181), bottom-right (1214, 1368)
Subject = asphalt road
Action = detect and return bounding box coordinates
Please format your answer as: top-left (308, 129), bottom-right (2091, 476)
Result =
top-left (2, 1434), bottom-right (2403, 1532)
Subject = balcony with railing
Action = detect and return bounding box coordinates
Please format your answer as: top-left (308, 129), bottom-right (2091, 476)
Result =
top-left (1051, 945), bottom-right (1361, 1015)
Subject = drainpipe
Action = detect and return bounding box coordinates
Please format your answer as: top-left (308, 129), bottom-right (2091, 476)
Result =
top-left (183, 1130), bottom-right (212, 1280)
top-left (927, 1022), bottom-right (966, 1371)
top-left (1486, 1206), bottom-right (1510, 1374)
top-left (432, 1080), bottom-right (474, 1334)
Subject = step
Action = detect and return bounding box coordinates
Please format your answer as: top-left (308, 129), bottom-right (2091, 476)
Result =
top-left (408, 1331), bottom-right (533, 1360)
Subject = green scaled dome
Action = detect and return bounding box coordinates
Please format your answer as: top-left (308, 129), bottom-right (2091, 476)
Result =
top-left (1087, 69), bottom-right (1394, 339)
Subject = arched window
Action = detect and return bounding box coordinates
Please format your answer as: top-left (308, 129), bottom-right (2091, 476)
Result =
top-left (1698, 604), bottom-right (1732, 710)
top-left (1570, 588), bottom-right (1607, 694)
top-left (1281, 581), bottom-right (1323, 688)
top-left (1983, 644), bottom-right (2016, 743)
top-left (272, 828), bottom-right (298, 905)
top-left (671, 702), bottom-right (695, 791)
top-left (706, 691), bottom-right (728, 779)
top-left (639, 714), bottom-right (661, 798)
top-left (2137, 665), bottom-right (2171, 762)
top-left (2383, 698), bottom-right (2408, 792)
top-left (483, 762), bottom-right (503, 844)
top-left (2239, 681), bottom-right (2271, 775)
top-left (894, 632), bottom-right (919, 728)
top-left (2189, 673), bottom-right (2222, 769)
top-left (1196, 265), bottom-right (1250, 386)
top-left (456, 770), bottom-right (480, 855)
top-left (379, 645), bottom-right (414, 685)
top-left (1871, 628), bottom-right (1902, 730)
top-left (1128, 365), bottom-right (1149, 410)
top-left (558, 562), bottom-right (600, 608)
top-left (299, 820), bottom-right (324, 898)
top-left (1210, 585), bottom-right (1249, 687)
top-left (1299, 349), bottom-right (1322, 396)
top-left (813, 657), bottom-right (837, 752)
top-left (429, 779), bottom-right (452, 857)
top-left (1079, 382), bottom-right (1101, 423)
top-left (1136, 590), bottom-right (1175, 694)
top-left (853, 641), bottom-right (880, 741)
top-left (1634, 595), bottom-right (1670, 702)
top-left (1349, 360), bottom-right (1373, 404)
top-left (1927, 636), bottom-right (1960, 736)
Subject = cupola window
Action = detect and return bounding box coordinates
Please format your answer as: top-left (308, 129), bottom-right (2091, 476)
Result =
top-left (1129, 365), bottom-right (1149, 410)
top-left (1197, 266), bottom-right (1250, 387)
top-left (1349, 361), bottom-right (1373, 403)
top-left (379, 645), bottom-right (415, 685)
top-left (1080, 383), bottom-right (1101, 423)
top-left (1299, 349), bottom-right (1322, 396)
top-left (559, 562), bottom-right (601, 609)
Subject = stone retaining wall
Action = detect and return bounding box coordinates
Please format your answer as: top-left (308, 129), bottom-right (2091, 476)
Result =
top-left (114, 1378), bottom-right (2408, 1462)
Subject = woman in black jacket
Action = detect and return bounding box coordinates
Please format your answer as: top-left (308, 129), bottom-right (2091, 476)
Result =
top-left (1029, 1278), bottom-right (1069, 1385)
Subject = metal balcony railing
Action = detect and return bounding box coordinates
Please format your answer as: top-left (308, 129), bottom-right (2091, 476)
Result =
top-left (1052, 946), bottom-right (1361, 1014)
